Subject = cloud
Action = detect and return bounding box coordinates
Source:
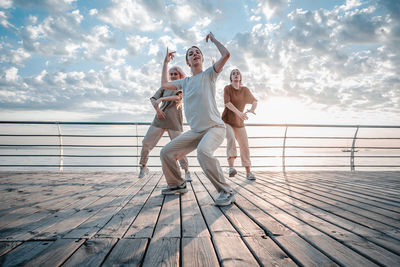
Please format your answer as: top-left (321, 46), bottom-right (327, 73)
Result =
top-left (0, 0), bottom-right (13, 9)
top-left (0, 10), bottom-right (16, 29)
top-left (97, 0), bottom-right (163, 32)
top-left (0, 47), bottom-right (31, 66)
top-left (21, 9), bottom-right (84, 58)
top-left (257, 0), bottom-right (289, 20)
top-left (12, 0), bottom-right (77, 13)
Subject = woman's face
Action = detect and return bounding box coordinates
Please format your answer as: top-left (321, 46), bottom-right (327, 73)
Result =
top-left (186, 47), bottom-right (203, 67)
top-left (231, 69), bottom-right (241, 83)
top-left (169, 70), bottom-right (180, 81)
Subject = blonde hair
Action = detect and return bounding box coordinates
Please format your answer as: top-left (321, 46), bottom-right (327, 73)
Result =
top-left (176, 91), bottom-right (183, 110)
top-left (168, 66), bottom-right (186, 80)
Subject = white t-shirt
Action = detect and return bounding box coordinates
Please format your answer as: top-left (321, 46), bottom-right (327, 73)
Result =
top-left (172, 66), bottom-right (225, 132)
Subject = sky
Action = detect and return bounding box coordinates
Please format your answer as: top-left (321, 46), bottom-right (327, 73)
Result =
top-left (0, 0), bottom-right (399, 125)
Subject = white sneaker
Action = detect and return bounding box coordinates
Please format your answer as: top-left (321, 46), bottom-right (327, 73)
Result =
top-left (214, 191), bottom-right (235, 206)
top-left (246, 172), bottom-right (256, 180)
top-left (228, 168), bottom-right (237, 177)
top-left (185, 171), bottom-right (192, 182)
top-left (138, 166), bottom-right (149, 178)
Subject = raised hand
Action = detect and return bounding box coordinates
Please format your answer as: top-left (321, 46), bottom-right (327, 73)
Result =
top-left (164, 47), bottom-right (176, 64)
top-left (206, 32), bottom-right (216, 43)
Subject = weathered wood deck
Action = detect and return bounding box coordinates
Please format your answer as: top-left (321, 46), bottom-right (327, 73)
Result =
top-left (0, 171), bottom-right (399, 266)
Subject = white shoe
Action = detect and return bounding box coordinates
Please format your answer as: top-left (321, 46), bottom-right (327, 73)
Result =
top-left (246, 172), bottom-right (256, 180)
top-left (138, 166), bottom-right (149, 178)
top-left (215, 191), bottom-right (235, 206)
top-left (228, 167), bottom-right (237, 177)
top-left (185, 171), bottom-right (192, 182)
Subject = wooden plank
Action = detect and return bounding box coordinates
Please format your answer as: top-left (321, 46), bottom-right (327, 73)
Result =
top-left (23, 238), bottom-right (85, 267)
top-left (31, 174), bottom-right (153, 240)
top-left (152, 193), bottom-right (181, 238)
top-left (191, 173), bottom-right (238, 237)
top-left (96, 173), bottom-right (161, 238)
top-left (0, 241), bottom-right (53, 266)
top-left (181, 181), bottom-right (210, 238)
top-left (142, 237), bottom-right (179, 267)
top-left (250, 174), bottom-right (400, 257)
top-left (199, 172), bottom-right (265, 237)
top-left (228, 175), bottom-right (383, 266)
top-left (253, 173), bottom-right (400, 230)
top-left (228, 183), bottom-right (339, 266)
top-left (213, 236), bottom-right (258, 266)
top-left (182, 237), bottom-right (219, 267)
top-left (101, 238), bottom-right (148, 267)
top-left (243, 236), bottom-right (297, 267)
top-left (275, 235), bottom-right (339, 266)
top-left (243, 173), bottom-right (400, 241)
top-left (269, 173), bottom-right (400, 218)
top-left (124, 179), bottom-right (166, 238)
top-left (0, 241), bottom-right (21, 257)
top-left (62, 238), bottom-right (118, 267)
top-left (0, 174), bottom-right (132, 241)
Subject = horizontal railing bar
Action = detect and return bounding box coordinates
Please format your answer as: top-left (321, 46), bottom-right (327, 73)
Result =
top-left (1, 121), bottom-right (400, 128)
top-left (1, 145), bottom-right (399, 149)
top-left (2, 134), bottom-right (400, 141)
top-left (0, 164), bottom-right (399, 168)
top-left (1, 154), bottom-right (400, 158)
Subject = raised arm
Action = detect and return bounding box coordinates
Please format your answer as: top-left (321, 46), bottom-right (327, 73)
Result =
top-left (155, 95), bottom-right (181, 104)
top-left (207, 32), bottom-right (230, 73)
top-left (161, 81), bottom-right (178, 91)
top-left (161, 47), bottom-right (176, 86)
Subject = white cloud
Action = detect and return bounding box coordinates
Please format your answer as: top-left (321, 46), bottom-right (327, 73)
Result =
top-left (126, 35), bottom-right (152, 56)
top-left (257, 0), bottom-right (289, 20)
top-left (89, 9), bottom-right (98, 16)
top-left (0, 10), bottom-right (16, 29)
top-left (0, 47), bottom-right (31, 66)
top-left (98, 0), bottom-right (163, 32)
top-left (4, 67), bottom-right (19, 81)
top-left (100, 48), bottom-right (128, 66)
top-left (0, 0), bottom-right (13, 9)
top-left (13, 0), bottom-right (77, 12)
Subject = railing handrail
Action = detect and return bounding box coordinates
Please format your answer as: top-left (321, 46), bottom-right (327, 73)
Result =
top-left (0, 121), bottom-right (400, 128)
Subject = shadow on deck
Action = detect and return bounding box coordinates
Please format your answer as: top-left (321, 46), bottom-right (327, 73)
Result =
top-left (0, 171), bottom-right (399, 266)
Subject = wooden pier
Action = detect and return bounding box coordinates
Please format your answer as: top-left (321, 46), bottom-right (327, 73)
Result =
top-left (0, 171), bottom-right (399, 266)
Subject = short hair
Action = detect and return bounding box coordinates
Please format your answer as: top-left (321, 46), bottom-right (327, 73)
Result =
top-left (185, 46), bottom-right (203, 66)
top-left (230, 68), bottom-right (242, 83)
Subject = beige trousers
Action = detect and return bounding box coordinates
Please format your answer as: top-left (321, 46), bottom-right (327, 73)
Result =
top-left (225, 123), bottom-right (251, 167)
top-left (160, 126), bottom-right (232, 193)
top-left (140, 125), bottom-right (188, 170)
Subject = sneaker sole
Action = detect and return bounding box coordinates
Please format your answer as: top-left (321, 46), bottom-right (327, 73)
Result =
top-left (162, 188), bottom-right (189, 195)
top-left (214, 196), bottom-right (236, 206)
top-left (229, 170), bottom-right (237, 177)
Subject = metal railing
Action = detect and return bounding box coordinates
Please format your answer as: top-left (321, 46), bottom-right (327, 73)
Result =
top-left (0, 121), bottom-right (399, 171)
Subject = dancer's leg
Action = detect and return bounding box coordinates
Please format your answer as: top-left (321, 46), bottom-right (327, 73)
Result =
top-left (139, 126), bottom-right (165, 166)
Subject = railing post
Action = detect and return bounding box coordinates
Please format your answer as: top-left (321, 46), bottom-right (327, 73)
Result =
top-left (56, 122), bottom-right (63, 172)
top-left (282, 126), bottom-right (288, 172)
top-left (350, 126), bottom-right (359, 171)
top-left (136, 123), bottom-right (139, 172)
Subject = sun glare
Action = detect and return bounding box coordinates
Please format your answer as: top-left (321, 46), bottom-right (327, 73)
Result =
top-left (248, 97), bottom-right (324, 124)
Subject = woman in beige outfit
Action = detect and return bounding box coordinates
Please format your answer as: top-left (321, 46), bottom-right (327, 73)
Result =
top-left (138, 49), bottom-right (191, 181)
top-left (221, 68), bottom-right (258, 180)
